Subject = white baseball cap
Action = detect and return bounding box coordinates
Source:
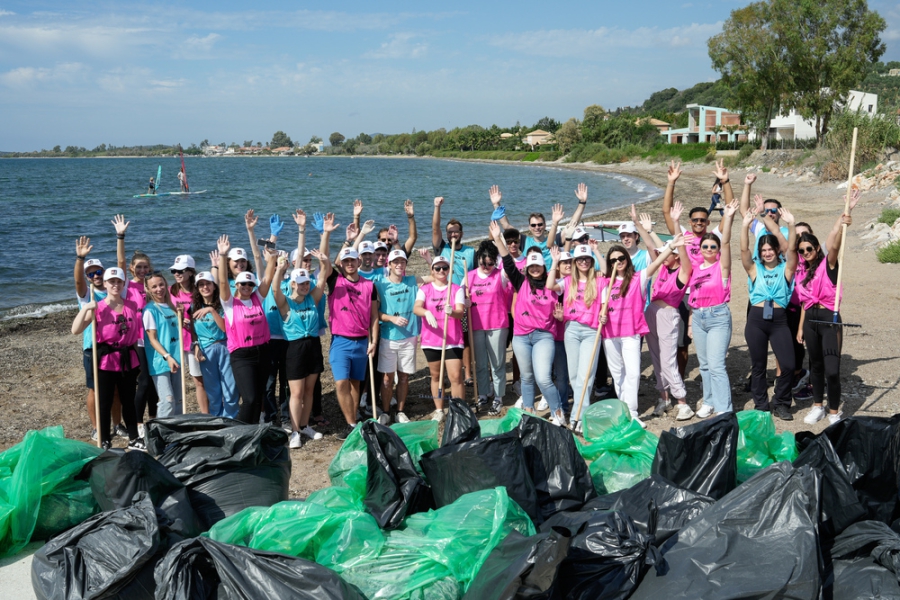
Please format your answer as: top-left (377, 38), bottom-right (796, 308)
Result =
top-left (228, 248), bottom-right (247, 261)
top-left (618, 223), bottom-right (638, 235)
top-left (83, 258), bottom-right (104, 273)
top-left (558, 251), bottom-right (572, 262)
top-left (525, 253), bottom-right (544, 268)
top-left (170, 254), bottom-right (196, 270)
top-left (388, 249), bottom-right (408, 263)
top-left (289, 248), bottom-right (313, 264)
top-left (235, 272), bottom-right (257, 285)
top-left (374, 241), bottom-right (388, 251)
top-left (431, 255), bottom-right (449, 268)
top-left (657, 244), bottom-right (679, 255)
top-left (103, 267), bottom-right (126, 281)
top-left (339, 248), bottom-right (359, 261)
top-left (196, 271), bottom-right (216, 284)
top-left (290, 268), bottom-right (310, 284)
top-left (358, 241), bottom-right (375, 255)
top-left (573, 244), bottom-right (593, 259)
top-left (571, 226), bottom-right (589, 241)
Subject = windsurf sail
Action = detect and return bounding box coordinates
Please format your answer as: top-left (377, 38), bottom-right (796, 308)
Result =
top-left (155, 165), bottom-right (161, 191)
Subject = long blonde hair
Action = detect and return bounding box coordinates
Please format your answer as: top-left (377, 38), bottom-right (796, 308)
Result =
top-left (566, 260), bottom-right (598, 308)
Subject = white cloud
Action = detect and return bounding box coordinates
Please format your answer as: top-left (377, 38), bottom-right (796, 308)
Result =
top-left (0, 23), bottom-right (161, 59)
top-left (364, 33), bottom-right (427, 59)
top-left (184, 33), bottom-right (221, 52)
top-left (0, 9), bottom-right (15, 17)
top-left (0, 62), bottom-right (87, 88)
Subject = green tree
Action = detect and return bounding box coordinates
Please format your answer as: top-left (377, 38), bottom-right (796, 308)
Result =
top-left (532, 117), bottom-right (560, 133)
top-left (329, 132), bottom-right (345, 147)
top-left (243, 140), bottom-right (253, 148)
top-left (308, 135), bottom-right (322, 144)
top-left (270, 131), bottom-right (293, 148)
top-left (555, 118), bottom-right (582, 154)
top-left (52, 145), bottom-right (61, 153)
top-left (772, 0), bottom-right (886, 143)
top-left (357, 132), bottom-right (372, 145)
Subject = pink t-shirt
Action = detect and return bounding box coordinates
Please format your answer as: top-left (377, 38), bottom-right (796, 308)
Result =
top-left (417, 283), bottom-right (464, 349)
top-left (125, 281), bottom-right (147, 311)
top-left (468, 268), bottom-right (510, 331)
top-left (803, 259), bottom-right (842, 311)
top-left (688, 260), bottom-right (731, 308)
top-left (791, 259), bottom-right (809, 306)
top-left (651, 265), bottom-right (688, 308)
top-left (602, 272), bottom-right (650, 338)
top-left (95, 299), bottom-right (142, 371)
top-left (513, 281), bottom-right (558, 336)
top-left (560, 275), bottom-right (601, 329)
top-left (224, 292), bottom-right (271, 352)
top-left (170, 288), bottom-right (193, 350)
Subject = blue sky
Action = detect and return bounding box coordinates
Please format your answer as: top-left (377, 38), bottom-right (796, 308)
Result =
top-left (2, 0), bottom-right (900, 151)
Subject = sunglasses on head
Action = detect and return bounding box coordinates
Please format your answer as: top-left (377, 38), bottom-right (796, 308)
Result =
top-left (609, 256), bottom-right (627, 264)
top-left (87, 270), bottom-right (104, 278)
top-left (691, 217), bottom-right (708, 224)
top-left (701, 244), bottom-right (718, 250)
top-left (530, 222), bottom-right (545, 228)
top-left (433, 265), bottom-right (449, 272)
top-left (799, 245), bottom-right (816, 254)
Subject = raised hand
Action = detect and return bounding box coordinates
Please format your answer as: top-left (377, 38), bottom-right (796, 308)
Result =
top-left (551, 203), bottom-right (565, 223)
top-left (269, 214), bottom-right (284, 237)
top-left (312, 212), bottom-right (325, 234)
top-left (667, 160), bottom-right (682, 183)
top-left (244, 209), bottom-right (258, 230)
top-left (779, 207), bottom-right (795, 226)
top-left (76, 236), bottom-right (93, 258)
top-left (417, 247), bottom-right (432, 263)
top-left (361, 219), bottom-right (376, 236)
top-left (588, 239), bottom-right (600, 253)
top-left (670, 233), bottom-right (685, 248)
top-left (550, 246), bottom-right (560, 262)
top-left (489, 185), bottom-right (502, 206)
top-left (723, 199), bottom-right (739, 218)
top-left (488, 219), bottom-right (502, 240)
top-left (111, 214), bottom-right (129, 235)
top-left (575, 183), bottom-right (588, 203)
top-left (434, 196), bottom-right (444, 208)
top-left (309, 248), bottom-right (327, 260)
top-left (404, 199), bottom-right (415, 217)
top-left (745, 173), bottom-right (757, 186)
top-left (713, 158), bottom-right (729, 182)
top-left (387, 224), bottom-right (399, 242)
top-left (848, 188), bottom-right (861, 212)
top-left (670, 200), bottom-right (684, 223)
top-left (353, 199), bottom-right (363, 217)
top-left (209, 249), bottom-right (219, 266)
top-left (217, 235), bottom-right (230, 254)
top-left (345, 223), bottom-right (358, 241)
top-left (293, 209), bottom-right (306, 228)
top-left (841, 213), bottom-right (853, 227)
top-left (322, 213), bottom-right (339, 233)
top-left (743, 208), bottom-right (756, 227)
top-left (639, 213), bottom-right (653, 233)
top-left (753, 194), bottom-right (765, 214)
top-left (630, 204), bottom-right (638, 223)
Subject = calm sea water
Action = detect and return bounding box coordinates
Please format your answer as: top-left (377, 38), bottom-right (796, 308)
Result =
top-left (0, 156), bottom-right (660, 318)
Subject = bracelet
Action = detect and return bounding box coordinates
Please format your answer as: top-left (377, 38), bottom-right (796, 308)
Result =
top-left (116, 234), bottom-right (125, 240)
top-left (163, 354), bottom-right (170, 360)
top-left (578, 201), bottom-right (587, 205)
top-left (76, 256), bottom-right (85, 260)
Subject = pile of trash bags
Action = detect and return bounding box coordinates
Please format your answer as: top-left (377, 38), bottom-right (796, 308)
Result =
top-left (16, 402), bottom-right (900, 599)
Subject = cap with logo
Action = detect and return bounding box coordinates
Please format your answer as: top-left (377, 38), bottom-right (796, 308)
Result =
top-left (290, 268), bottom-right (311, 284)
top-left (388, 249), bottom-right (408, 263)
top-left (228, 248), bottom-right (248, 261)
top-left (339, 248), bottom-right (360, 261)
top-left (170, 255), bottom-right (196, 270)
top-left (358, 241), bottom-right (375, 255)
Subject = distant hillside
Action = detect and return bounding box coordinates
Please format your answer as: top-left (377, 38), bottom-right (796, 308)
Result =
top-left (639, 80), bottom-right (734, 114)
top-left (860, 61), bottom-right (900, 113)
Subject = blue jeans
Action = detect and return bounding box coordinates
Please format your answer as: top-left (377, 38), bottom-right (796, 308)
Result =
top-left (554, 340), bottom-right (569, 412)
top-left (153, 372), bottom-right (184, 418)
top-left (565, 321), bottom-right (601, 419)
top-left (692, 303), bottom-right (732, 412)
top-left (512, 330), bottom-right (561, 411)
top-left (199, 341), bottom-right (238, 419)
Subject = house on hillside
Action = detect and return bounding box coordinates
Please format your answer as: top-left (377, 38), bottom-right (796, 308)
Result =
top-left (768, 90), bottom-right (878, 142)
top-left (524, 129), bottom-right (554, 148)
top-left (636, 117), bottom-right (670, 133)
top-left (665, 104), bottom-right (749, 144)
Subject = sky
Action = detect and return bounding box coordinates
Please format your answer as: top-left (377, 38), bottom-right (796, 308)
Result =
top-left (2, 0), bottom-right (900, 151)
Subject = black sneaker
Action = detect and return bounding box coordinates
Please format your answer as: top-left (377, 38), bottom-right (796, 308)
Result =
top-left (101, 440), bottom-right (112, 451)
top-left (794, 383), bottom-right (814, 401)
top-left (335, 425), bottom-right (356, 441)
top-left (127, 437), bottom-right (147, 452)
top-left (115, 424), bottom-right (128, 438)
top-left (487, 398), bottom-right (503, 416)
top-left (773, 405), bottom-right (794, 421)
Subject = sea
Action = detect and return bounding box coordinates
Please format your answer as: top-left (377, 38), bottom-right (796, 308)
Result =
top-left (0, 156), bottom-right (661, 319)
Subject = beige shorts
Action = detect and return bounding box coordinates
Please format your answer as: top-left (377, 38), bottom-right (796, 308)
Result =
top-left (378, 337), bottom-right (417, 375)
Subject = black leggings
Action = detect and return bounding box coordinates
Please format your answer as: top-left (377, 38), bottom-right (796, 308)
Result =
top-left (265, 339), bottom-right (289, 422)
top-left (745, 306), bottom-right (795, 410)
top-left (97, 367), bottom-right (139, 445)
top-left (231, 342), bottom-right (271, 424)
top-left (786, 303), bottom-right (806, 373)
top-left (134, 346), bottom-right (158, 422)
top-left (803, 307), bottom-right (843, 411)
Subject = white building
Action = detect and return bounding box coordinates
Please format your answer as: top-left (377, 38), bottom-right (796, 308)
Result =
top-left (769, 90), bottom-right (878, 141)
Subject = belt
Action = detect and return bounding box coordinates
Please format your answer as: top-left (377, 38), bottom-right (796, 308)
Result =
top-left (810, 304), bottom-right (828, 310)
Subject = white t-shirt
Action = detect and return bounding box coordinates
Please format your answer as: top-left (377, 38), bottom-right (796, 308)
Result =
top-left (415, 283), bottom-right (466, 306)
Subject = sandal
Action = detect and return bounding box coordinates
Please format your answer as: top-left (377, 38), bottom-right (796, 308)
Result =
top-left (464, 378), bottom-right (474, 387)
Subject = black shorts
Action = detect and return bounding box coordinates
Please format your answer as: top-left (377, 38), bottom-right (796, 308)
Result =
top-left (423, 346), bottom-right (463, 363)
top-left (83, 349), bottom-right (94, 389)
top-left (286, 337), bottom-right (324, 380)
top-left (678, 300), bottom-right (692, 348)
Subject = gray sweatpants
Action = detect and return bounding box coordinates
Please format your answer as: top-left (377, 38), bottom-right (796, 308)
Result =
top-left (473, 328), bottom-right (508, 399)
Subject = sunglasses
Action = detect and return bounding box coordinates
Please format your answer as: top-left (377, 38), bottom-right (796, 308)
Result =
top-left (799, 245), bottom-right (816, 254)
top-left (505, 239), bottom-right (519, 245)
top-left (171, 269), bottom-right (186, 275)
top-left (575, 256), bottom-right (593, 262)
top-left (237, 282), bottom-right (256, 287)
top-left (433, 265), bottom-right (450, 272)
top-left (609, 256), bottom-right (627, 264)
top-left (691, 218), bottom-right (708, 224)
top-left (764, 208), bottom-right (779, 215)
top-left (700, 244), bottom-right (719, 250)
top-left (530, 223), bottom-right (545, 228)
top-left (87, 270), bottom-right (104, 278)
top-left (379, 238), bottom-right (391, 243)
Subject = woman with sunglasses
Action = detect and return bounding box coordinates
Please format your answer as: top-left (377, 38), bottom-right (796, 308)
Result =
top-left (217, 233), bottom-right (277, 424)
top-left (799, 194), bottom-right (859, 425)
top-left (143, 271), bottom-right (187, 418)
top-left (490, 220), bottom-right (563, 420)
top-left (190, 269), bottom-right (237, 418)
top-left (688, 200), bottom-right (739, 418)
top-left (740, 205), bottom-right (798, 420)
top-left (169, 254), bottom-right (208, 413)
top-left (468, 240), bottom-right (511, 416)
top-left (786, 221), bottom-right (816, 400)
top-left (293, 246), bottom-right (329, 428)
top-left (71, 267), bottom-right (143, 450)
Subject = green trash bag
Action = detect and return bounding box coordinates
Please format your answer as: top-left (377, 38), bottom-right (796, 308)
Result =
top-left (736, 410), bottom-right (798, 482)
top-left (0, 426), bottom-right (102, 557)
top-left (589, 450), bottom-right (656, 495)
top-left (479, 407), bottom-right (524, 437)
top-left (206, 505), bottom-right (267, 545)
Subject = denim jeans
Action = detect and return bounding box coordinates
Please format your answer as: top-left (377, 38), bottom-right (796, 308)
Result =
top-left (692, 303), bottom-right (733, 412)
top-left (565, 321), bottom-right (601, 420)
top-left (153, 371), bottom-right (184, 418)
top-left (198, 341), bottom-right (238, 418)
top-left (511, 330), bottom-right (561, 411)
top-left (554, 340), bottom-right (569, 412)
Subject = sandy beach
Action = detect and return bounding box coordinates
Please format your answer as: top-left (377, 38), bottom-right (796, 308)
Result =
top-left (2, 158), bottom-right (898, 499)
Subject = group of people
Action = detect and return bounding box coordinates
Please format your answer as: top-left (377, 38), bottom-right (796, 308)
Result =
top-left (73, 160), bottom-right (857, 449)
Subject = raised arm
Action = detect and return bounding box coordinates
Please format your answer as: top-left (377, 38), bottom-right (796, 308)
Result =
top-left (570, 183), bottom-right (589, 228)
top-left (740, 208), bottom-right (757, 278)
top-left (720, 200), bottom-right (739, 278)
top-left (780, 207), bottom-right (798, 280)
top-left (489, 186), bottom-right (512, 230)
top-left (645, 234), bottom-right (684, 278)
top-left (431, 196), bottom-right (444, 251)
top-left (632, 205), bottom-right (658, 259)
top-left (353, 199), bottom-right (363, 229)
top-left (739, 173), bottom-right (757, 217)
top-left (352, 220), bottom-right (375, 251)
top-left (112, 214), bottom-right (129, 272)
top-left (272, 256), bottom-right (290, 318)
top-left (714, 159), bottom-right (734, 206)
top-left (268, 213), bottom-right (285, 246)
top-left (257, 247), bottom-right (278, 298)
top-left (826, 189), bottom-right (860, 268)
top-left (546, 246), bottom-right (562, 293)
top-left (75, 236), bottom-right (92, 299)
top-left (217, 235), bottom-right (232, 303)
top-left (319, 212), bottom-right (339, 261)
top-left (292, 209), bottom-right (306, 267)
top-left (402, 199), bottom-right (417, 256)
top-left (310, 249), bottom-right (331, 303)
top-left (662, 160), bottom-right (682, 235)
top-left (548, 203), bottom-right (564, 248)
top-left (245, 209), bottom-right (264, 272)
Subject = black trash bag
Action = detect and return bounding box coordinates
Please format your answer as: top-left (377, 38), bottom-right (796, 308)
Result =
top-left (516, 414), bottom-right (596, 521)
top-left (828, 520), bottom-right (900, 599)
top-left (792, 434), bottom-right (867, 539)
top-left (821, 414), bottom-right (900, 524)
top-left (630, 462), bottom-right (821, 600)
top-left (651, 411), bottom-right (738, 500)
top-left (553, 510), bottom-right (665, 600)
top-left (77, 450), bottom-right (203, 538)
top-left (146, 414), bottom-right (290, 530)
top-left (360, 420), bottom-right (434, 530)
top-left (442, 396), bottom-right (481, 446)
top-left (31, 493), bottom-right (160, 600)
top-left (420, 432), bottom-right (542, 524)
top-left (463, 527), bottom-right (572, 600)
top-left (153, 536), bottom-right (364, 600)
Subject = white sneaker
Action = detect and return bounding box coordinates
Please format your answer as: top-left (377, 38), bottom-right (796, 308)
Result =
top-left (536, 398), bottom-right (549, 411)
top-left (551, 410), bottom-right (568, 428)
top-left (696, 404), bottom-right (714, 419)
top-left (137, 424), bottom-right (145, 439)
top-left (377, 413), bottom-right (391, 426)
top-left (803, 405), bottom-right (826, 424)
top-left (390, 397), bottom-right (398, 407)
top-left (359, 393), bottom-right (367, 407)
top-left (512, 381), bottom-right (521, 396)
top-left (514, 397), bottom-right (524, 409)
top-left (652, 398), bottom-right (668, 417)
top-left (395, 411), bottom-right (410, 424)
top-left (675, 403), bottom-right (695, 421)
top-left (301, 425), bottom-right (324, 440)
top-left (635, 418), bottom-right (647, 429)
top-left (828, 411), bottom-right (844, 425)
top-left (289, 431), bottom-right (303, 449)
top-left (431, 409), bottom-right (445, 422)
top-left (570, 420), bottom-right (583, 434)
top-left (259, 413), bottom-right (267, 424)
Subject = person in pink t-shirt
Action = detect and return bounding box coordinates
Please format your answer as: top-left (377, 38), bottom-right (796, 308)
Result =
top-left (170, 254), bottom-right (207, 413)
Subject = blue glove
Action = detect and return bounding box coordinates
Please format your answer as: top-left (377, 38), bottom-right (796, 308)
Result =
top-left (491, 205), bottom-right (506, 221)
top-left (312, 212), bottom-right (325, 234)
top-left (269, 214), bottom-right (284, 237)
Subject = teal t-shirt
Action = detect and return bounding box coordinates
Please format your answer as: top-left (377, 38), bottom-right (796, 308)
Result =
top-left (437, 241), bottom-right (475, 286)
top-left (143, 302), bottom-right (181, 376)
top-left (80, 288), bottom-right (108, 350)
top-left (748, 261), bottom-right (793, 307)
top-left (375, 275), bottom-right (420, 340)
top-left (193, 306), bottom-right (226, 348)
top-left (282, 294), bottom-right (320, 340)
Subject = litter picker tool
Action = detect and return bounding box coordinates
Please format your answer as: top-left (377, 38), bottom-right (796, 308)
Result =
top-left (368, 354), bottom-right (377, 414)
top-left (809, 126), bottom-right (862, 328)
top-left (437, 239), bottom-right (457, 404)
top-left (463, 266), bottom-right (478, 401)
top-left (571, 273), bottom-right (617, 429)
top-left (90, 284), bottom-right (102, 448)
top-left (178, 308), bottom-right (187, 414)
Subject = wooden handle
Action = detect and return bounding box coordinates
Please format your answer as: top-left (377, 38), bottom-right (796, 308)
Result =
top-left (90, 284), bottom-right (101, 448)
top-left (179, 320), bottom-right (187, 415)
top-left (463, 270), bottom-right (478, 401)
top-left (834, 127), bottom-right (858, 316)
top-left (437, 240), bottom-right (457, 403)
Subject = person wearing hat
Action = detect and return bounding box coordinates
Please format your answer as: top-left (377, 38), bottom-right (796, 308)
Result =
top-left (355, 239), bottom-right (380, 280)
top-left (414, 254), bottom-right (466, 420)
top-left (74, 239), bottom-right (107, 438)
top-left (375, 248), bottom-right (424, 424)
top-left (321, 213), bottom-right (380, 440)
top-left (617, 221), bottom-right (650, 271)
top-left (142, 270), bottom-right (187, 419)
top-left (739, 174), bottom-right (790, 260)
top-left (169, 254), bottom-right (207, 413)
top-left (190, 271), bottom-right (238, 418)
top-left (490, 220), bottom-right (563, 419)
top-left (71, 267), bottom-right (144, 450)
top-left (294, 244), bottom-right (329, 428)
top-left (216, 232), bottom-right (278, 425)
top-left (272, 243), bottom-right (331, 448)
